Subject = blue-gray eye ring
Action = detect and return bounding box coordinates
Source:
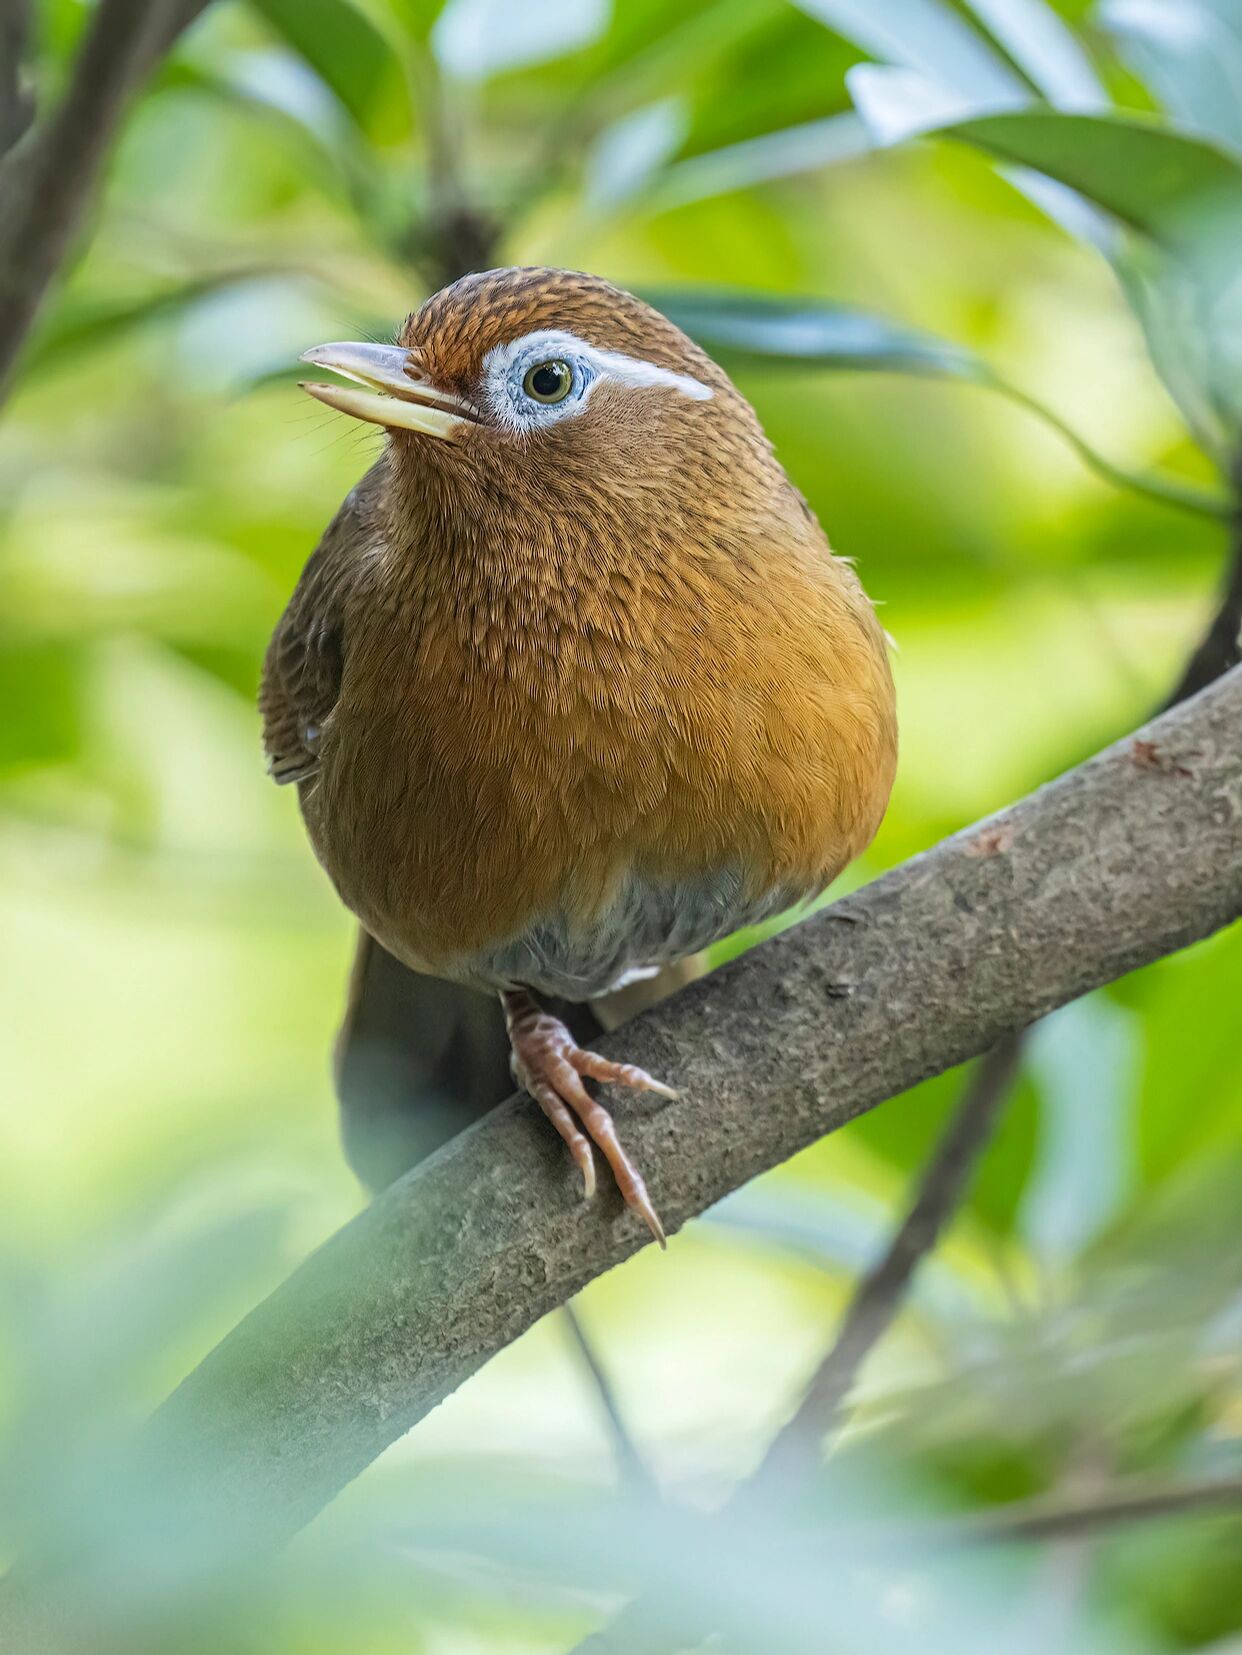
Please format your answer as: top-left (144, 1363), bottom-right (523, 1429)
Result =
top-left (523, 360), bottom-right (573, 404)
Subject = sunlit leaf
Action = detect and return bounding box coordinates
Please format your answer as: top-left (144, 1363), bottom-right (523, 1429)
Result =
top-left (963, 0), bottom-right (1107, 108)
top-left (651, 113), bottom-right (871, 208)
top-left (22, 275), bottom-right (277, 380)
top-left (431, 0), bottom-right (611, 80)
top-left (846, 61), bottom-right (1023, 146)
top-left (846, 64), bottom-right (1115, 249)
top-left (247, 0), bottom-right (412, 142)
top-left (584, 98), bottom-right (688, 212)
top-left (792, 0), bottom-right (1020, 97)
top-left (1098, 0), bottom-right (1242, 154)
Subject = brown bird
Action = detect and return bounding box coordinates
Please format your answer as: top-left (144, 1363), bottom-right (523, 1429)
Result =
top-left (262, 267), bottom-right (896, 1244)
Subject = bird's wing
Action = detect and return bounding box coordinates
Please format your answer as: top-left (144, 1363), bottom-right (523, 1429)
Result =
top-left (260, 462), bottom-right (383, 786)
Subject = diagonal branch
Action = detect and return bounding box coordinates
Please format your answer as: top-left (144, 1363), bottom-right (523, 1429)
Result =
top-left (0, 0), bottom-right (213, 403)
top-left (45, 665), bottom-right (1235, 1574)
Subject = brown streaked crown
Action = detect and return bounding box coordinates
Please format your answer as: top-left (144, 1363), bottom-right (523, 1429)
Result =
top-left (397, 266), bottom-right (730, 400)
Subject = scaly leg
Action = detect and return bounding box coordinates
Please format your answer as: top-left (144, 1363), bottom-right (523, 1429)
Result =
top-left (501, 988), bottom-right (675, 1247)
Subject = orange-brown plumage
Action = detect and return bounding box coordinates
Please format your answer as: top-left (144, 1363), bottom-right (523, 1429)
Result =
top-left (263, 267), bottom-right (896, 1240)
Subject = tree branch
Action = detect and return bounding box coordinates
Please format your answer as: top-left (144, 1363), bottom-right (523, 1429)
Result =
top-left (81, 667), bottom-right (1241, 1566)
top-left (0, 0), bottom-right (34, 155)
top-left (0, 0), bottom-right (213, 403)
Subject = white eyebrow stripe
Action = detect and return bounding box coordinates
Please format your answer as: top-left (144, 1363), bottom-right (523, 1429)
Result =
top-left (585, 345), bottom-right (714, 401)
top-left (481, 327), bottom-right (714, 403)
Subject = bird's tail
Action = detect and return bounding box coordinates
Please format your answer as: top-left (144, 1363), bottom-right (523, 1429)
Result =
top-left (335, 926), bottom-right (701, 1193)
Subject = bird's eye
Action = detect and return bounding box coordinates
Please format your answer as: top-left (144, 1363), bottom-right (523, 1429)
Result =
top-left (522, 360), bottom-right (573, 404)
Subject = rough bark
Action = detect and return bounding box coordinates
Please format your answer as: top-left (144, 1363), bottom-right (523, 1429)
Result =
top-left (99, 665), bottom-right (1242, 1560)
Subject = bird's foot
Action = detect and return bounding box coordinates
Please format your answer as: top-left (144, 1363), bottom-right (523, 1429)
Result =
top-left (501, 989), bottom-right (675, 1248)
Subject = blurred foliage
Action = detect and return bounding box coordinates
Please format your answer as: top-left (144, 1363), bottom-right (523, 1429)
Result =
top-left (2, 0), bottom-right (1242, 1650)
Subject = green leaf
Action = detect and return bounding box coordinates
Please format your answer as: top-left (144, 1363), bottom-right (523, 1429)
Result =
top-left (431, 0), bottom-right (611, 80)
top-left (792, 0), bottom-right (1020, 96)
top-left (381, 0), bottom-right (446, 41)
top-left (22, 275), bottom-right (271, 379)
top-left (0, 641), bottom-right (83, 772)
top-left (845, 98), bottom-right (1242, 455)
top-left (246, 0), bottom-right (412, 142)
top-left (846, 62), bottom-right (1023, 147)
top-left (584, 97), bottom-right (688, 212)
top-left (649, 113), bottom-right (871, 209)
top-left (655, 289), bottom-right (1230, 515)
top-left (943, 109), bottom-right (1242, 248)
top-left (1098, 0), bottom-right (1242, 154)
top-left (845, 64), bottom-right (1115, 250)
top-left (653, 290), bottom-right (987, 378)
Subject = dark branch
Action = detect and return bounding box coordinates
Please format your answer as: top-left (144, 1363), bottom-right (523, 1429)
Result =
top-left (0, 0), bottom-right (213, 402)
top-left (561, 1305), bottom-right (658, 1495)
top-left (1163, 497), bottom-right (1242, 707)
top-left (0, 0), bottom-right (34, 155)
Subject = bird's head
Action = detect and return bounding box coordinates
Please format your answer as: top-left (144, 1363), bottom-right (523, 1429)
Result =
top-left (299, 267), bottom-right (791, 540)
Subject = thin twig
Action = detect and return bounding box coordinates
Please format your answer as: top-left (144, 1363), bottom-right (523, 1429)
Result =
top-left (747, 1031), bottom-right (1024, 1495)
top-left (922, 1471), bottom-right (1242, 1549)
top-left (561, 1304), bottom-right (658, 1496)
top-left (0, 0), bottom-right (213, 402)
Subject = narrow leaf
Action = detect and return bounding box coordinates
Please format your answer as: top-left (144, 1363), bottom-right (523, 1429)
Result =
top-left (651, 114), bottom-right (871, 209)
top-left (431, 0), bottom-right (611, 80)
top-left (585, 98), bottom-right (688, 212)
top-left (847, 62), bottom-right (1022, 148)
top-left (963, 0), bottom-right (1107, 108)
top-left (792, 0), bottom-right (1020, 96)
top-left (652, 290), bottom-right (987, 379)
top-left (247, 0), bottom-right (412, 142)
top-left (654, 289), bottom-right (1229, 515)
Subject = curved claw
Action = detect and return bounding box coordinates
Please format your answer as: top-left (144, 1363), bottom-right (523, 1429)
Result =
top-left (502, 989), bottom-right (671, 1247)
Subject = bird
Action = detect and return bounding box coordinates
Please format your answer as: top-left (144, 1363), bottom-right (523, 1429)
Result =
top-left (262, 266), bottom-right (897, 1246)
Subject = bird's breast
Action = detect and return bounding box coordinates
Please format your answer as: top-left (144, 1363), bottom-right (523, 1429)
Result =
top-left (300, 518), bottom-right (896, 994)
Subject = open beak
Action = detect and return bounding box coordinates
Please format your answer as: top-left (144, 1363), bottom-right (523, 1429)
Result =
top-left (298, 342), bottom-right (473, 440)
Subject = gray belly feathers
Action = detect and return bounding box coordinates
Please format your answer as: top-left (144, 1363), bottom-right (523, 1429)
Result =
top-left (470, 865), bottom-right (801, 1000)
